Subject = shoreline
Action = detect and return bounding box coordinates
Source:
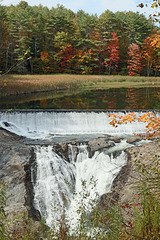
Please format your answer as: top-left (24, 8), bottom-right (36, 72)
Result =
top-left (1, 74), bottom-right (160, 97)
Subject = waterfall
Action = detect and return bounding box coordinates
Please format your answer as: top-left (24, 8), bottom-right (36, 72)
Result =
top-left (32, 143), bottom-right (127, 230)
top-left (0, 110), bottom-right (153, 233)
top-left (32, 145), bottom-right (75, 226)
top-left (0, 110), bottom-right (157, 138)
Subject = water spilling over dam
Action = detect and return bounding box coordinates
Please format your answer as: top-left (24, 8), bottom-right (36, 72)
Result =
top-left (0, 110), bottom-right (153, 139)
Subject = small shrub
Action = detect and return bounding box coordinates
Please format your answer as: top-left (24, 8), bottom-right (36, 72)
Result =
top-left (0, 183), bottom-right (9, 240)
top-left (121, 154), bottom-right (160, 239)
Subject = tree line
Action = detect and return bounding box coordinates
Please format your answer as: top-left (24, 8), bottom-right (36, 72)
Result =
top-left (0, 1), bottom-right (160, 76)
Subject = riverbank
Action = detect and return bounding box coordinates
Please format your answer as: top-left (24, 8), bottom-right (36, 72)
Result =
top-left (0, 74), bottom-right (160, 97)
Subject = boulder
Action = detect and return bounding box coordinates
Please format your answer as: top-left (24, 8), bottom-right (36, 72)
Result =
top-left (126, 136), bottom-right (142, 144)
top-left (88, 137), bottom-right (115, 158)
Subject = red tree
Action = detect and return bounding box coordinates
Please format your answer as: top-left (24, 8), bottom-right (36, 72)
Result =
top-left (127, 43), bottom-right (142, 76)
top-left (58, 45), bottom-right (74, 72)
top-left (104, 32), bottom-right (120, 74)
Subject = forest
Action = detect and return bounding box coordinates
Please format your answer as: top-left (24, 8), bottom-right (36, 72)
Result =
top-left (0, 1), bottom-right (160, 76)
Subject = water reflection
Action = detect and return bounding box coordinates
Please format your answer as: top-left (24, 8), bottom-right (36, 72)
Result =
top-left (0, 87), bottom-right (160, 110)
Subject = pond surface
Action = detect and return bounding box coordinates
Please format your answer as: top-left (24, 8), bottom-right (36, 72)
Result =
top-left (0, 87), bottom-right (160, 110)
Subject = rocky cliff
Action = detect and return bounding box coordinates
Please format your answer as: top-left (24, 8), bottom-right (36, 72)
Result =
top-left (0, 128), bottom-right (38, 220)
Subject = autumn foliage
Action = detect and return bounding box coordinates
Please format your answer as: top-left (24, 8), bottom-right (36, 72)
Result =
top-left (127, 43), bottom-right (142, 76)
top-left (104, 32), bottom-right (120, 74)
top-left (109, 112), bottom-right (160, 139)
top-left (138, 0), bottom-right (160, 23)
top-left (142, 32), bottom-right (160, 76)
top-left (0, 2), bottom-right (160, 76)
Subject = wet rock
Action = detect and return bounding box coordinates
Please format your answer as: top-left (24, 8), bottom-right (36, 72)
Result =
top-left (88, 137), bottom-right (115, 158)
top-left (3, 121), bottom-right (10, 127)
top-left (109, 136), bottom-right (121, 143)
top-left (52, 136), bottom-right (120, 160)
top-left (126, 136), bottom-right (142, 144)
top-left (112, 150), bottom-right (123, 158)
top-left (53, 141), bottom-right (80, 162)
top-left (53, 142), bottom-right (69, 160)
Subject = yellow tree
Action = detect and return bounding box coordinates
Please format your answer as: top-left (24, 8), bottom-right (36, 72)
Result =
top-left (142, 31), bottom-right (160, 76)
top-left (138, 0), bottom-right (160, 23)
top-left (109, 112), bottom-right (160, 139)
top-left (150, 31), bottom-right (160, 73)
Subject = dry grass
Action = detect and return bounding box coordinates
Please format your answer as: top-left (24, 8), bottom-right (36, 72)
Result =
top-left (0, 74), bottom-right (160, 96)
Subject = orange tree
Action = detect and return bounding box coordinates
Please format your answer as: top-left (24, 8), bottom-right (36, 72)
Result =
top-left (150, 31), bottom-right (160, 73)
top-left (109, 111), bottom-right (160, 139)
top-left (142, 31), bottom-right (160, 76)
top-left (127, 43), bottom-right (142, 76)
top-left (138, 0), bottom-right (160, 23)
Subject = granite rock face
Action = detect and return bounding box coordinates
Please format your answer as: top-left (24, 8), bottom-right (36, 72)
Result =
top-left (119, 141), bottom-right (160, 204)
top-left (0, 129), bottom-right (37, 220)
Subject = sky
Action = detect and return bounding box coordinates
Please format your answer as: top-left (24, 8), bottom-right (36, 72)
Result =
top-left (1, 0), bottom-right (155, 17)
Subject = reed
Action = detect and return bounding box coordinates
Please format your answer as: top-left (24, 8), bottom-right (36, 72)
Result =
top-left (0, 74), bottom-right (160, 97)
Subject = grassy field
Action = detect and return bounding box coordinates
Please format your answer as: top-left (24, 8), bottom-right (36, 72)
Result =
top-left (0, 74), bottom-right (160, 96)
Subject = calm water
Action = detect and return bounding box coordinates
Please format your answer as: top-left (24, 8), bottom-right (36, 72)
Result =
top-left (0, 87), bottom-right (160, 110)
